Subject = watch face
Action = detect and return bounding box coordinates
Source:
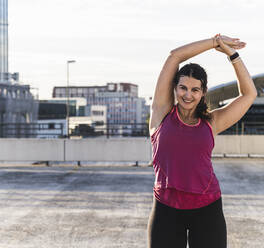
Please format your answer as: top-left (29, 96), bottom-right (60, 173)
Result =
top-left (230, 52), bottom-right (239, 60)
top-left (228, 52), bottom-right (239, 62)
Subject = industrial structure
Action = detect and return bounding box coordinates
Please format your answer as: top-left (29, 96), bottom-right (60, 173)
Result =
top-left (0, 0), bottom-right (38, 137)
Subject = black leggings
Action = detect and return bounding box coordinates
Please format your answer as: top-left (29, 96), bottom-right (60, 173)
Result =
top-left (147, 196), bottom-right (227, 248)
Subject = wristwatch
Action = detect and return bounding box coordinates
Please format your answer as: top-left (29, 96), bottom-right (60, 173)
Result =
top-left (227, 52), bottom-right (239, 62)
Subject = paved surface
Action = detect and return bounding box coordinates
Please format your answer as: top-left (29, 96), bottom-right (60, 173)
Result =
top-left (0, 158), bottom-right (263, 248)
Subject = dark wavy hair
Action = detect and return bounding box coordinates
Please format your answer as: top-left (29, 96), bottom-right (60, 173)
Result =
top-left (173, 63), bottom-right (212, 121)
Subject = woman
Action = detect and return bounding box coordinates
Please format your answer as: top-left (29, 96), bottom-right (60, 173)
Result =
top-left (147, 34), bottom-right (257, 248)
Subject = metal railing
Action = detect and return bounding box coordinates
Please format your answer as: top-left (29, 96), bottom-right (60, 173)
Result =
top-left (0, 121), bottom-right (263, 138)
top-left (71, 123), bottom-right (149, 138)
top-left (0, 123), bottom-right (64, 138)
top-left (220, 121), bottom-right (264, 135)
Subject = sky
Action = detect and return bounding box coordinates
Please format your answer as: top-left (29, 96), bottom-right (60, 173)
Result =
top-left (8, 0), bottom-right (264, 102)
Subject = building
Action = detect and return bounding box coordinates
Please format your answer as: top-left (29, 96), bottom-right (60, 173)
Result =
top-left (53, 82), bottom-right (150, 136)
top-left (43, 97), bottom-right (87, 116)
top-left (206, 73), bottom-right (264, 134)
top-left (70, 105), bottom-right (107, 137)
top-left (206, 73), bottom-right (264, 109)
top-left (0, 0), bottom-right (38, 137)
top-left (37, 102), bottom-right (66, 138)
top-left (37, 100), bottom-right (107, 138)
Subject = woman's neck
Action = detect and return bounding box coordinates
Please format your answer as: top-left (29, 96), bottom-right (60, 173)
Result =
top-left (177, 103), bottom-right (198, 121)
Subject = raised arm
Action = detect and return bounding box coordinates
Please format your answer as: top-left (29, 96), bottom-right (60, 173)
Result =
top-left (152, 38), bottom-right (215, 110)
top-left (210, 34), bottom-right (257, 135)
top-left (150, 35), bottom-right (242, 135)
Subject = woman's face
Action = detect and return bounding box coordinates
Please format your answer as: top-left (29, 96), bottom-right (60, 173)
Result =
top-left (174, 76), bottom-right (205, 109)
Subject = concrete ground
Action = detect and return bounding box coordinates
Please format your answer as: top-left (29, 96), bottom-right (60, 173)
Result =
top-left (0, 158), bottom-right (263, 248)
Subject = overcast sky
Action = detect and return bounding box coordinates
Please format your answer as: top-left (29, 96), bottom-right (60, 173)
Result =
top-left (8, 0), bottom-right (264, 101)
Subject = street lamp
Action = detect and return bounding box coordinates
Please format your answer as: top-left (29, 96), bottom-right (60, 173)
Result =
top-left (66, 60), bottom-right (76, 138)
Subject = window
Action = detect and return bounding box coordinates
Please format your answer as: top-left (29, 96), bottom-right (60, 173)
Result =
top-left (77, 88), bottom-right (83, 95)
top-left (92, 110), bottom-right (103, 116)
top-left (70, 88), bottom-right (77, 94)
top-left (48, 123), bottom-right (55, 129)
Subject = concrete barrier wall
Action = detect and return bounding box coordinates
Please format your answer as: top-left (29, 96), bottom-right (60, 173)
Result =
top-left (213, 135), bottom-right (264, 154)
top-left (0, 136), bottom-right (263, 162)
top-left (240, 136), bottom-right (264, 154)
top-left (0, 139), bottom-right (64, 161)
top-left (65, 137), bottom-right (151, 161)
top-left (214, 135), bottom-right (241, 154)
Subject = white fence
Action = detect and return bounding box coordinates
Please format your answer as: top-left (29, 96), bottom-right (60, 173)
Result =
top-left (0, 136), bottom-right (263, 162)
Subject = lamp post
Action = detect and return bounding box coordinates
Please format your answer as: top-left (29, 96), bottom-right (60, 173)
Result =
top-left (66, 60), bottom-right (76, 138)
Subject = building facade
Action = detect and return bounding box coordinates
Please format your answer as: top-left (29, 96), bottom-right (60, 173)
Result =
top-left (206, 73), bottom-right (264, 135)
top-left (53, 82), bottom-right (150, 136)
top-left (37, 102), bottom-right (66, 138)
top-left (38, 100), bottom-right (107, 138)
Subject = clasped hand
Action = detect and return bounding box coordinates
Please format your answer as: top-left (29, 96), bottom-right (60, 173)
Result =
top-left (213, 33), bottom-right (246, 56)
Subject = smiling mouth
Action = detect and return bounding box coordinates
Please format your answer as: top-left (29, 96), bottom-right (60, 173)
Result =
top-left (183, 99), bottom-right (193, 103)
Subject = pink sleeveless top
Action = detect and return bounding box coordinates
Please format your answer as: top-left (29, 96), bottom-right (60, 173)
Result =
top-left (151, 104), bottom-right (221, 209)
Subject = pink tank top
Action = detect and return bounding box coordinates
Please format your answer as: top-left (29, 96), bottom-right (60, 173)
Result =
top-left (150, 104), bottom-right (221, 209)
top-left (153, 166), bottom-right (221, 209)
